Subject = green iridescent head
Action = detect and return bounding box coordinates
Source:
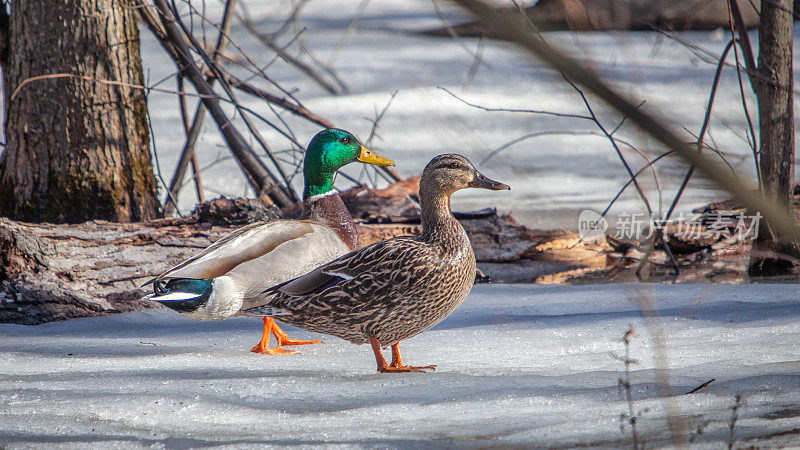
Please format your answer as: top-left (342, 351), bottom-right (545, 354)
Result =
top-left (303, 128), bottom-right (395, 199)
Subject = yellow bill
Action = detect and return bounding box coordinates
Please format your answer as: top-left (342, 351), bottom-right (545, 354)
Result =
top-left (357, 146), bottom-right (395, 167)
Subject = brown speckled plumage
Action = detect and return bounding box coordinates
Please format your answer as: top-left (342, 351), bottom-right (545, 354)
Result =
top-left (247, 154), bottom-right (509, 357)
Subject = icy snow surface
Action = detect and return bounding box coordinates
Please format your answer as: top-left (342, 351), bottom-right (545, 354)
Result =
top-left (2, 1), bottom-right (800, 447)
top-left (2, 283), bottom-right (799, 448)
top-left (140, 1), bottom-right (800, 229)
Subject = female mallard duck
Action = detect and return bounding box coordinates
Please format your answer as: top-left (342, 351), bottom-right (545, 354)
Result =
top-left (149, 128), bottom-right (395, 355)
top-left (245, 154), bottom-right (509, 372)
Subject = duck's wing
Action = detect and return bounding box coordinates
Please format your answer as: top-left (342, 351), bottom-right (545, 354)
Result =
top-left (157, 220), bottom-right (322, 281)
top-left (248, 236), bottom-right (443, 318)
top-left (269, 236), bottom-right (429, 298)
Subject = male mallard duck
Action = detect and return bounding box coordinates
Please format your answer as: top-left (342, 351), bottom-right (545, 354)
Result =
top-left (149, 128), bottom-right (395, 354)
top-left (244, 154), bottom-right (509, 372)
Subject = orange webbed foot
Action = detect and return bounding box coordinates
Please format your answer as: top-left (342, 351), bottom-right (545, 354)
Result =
top-left (370, 337), bottom-right (435, 374)
top-left (250, 336), bottom-right (300, 355)
top-left (272, 321), bottom-right (321, 346)
top-left (251, 343), bottom-right (299, 355)
top-left (380, 364), bottom-right (437, 373)
top-left (278, 338), bottom-right (322, 346)
top-left (275, 336), bottom-right (322, 347)
top-left (250, 317), bottom-right (303, 355)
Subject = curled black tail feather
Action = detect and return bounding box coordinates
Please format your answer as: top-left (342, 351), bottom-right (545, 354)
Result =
top-left (150, 278), bottom-right (213, 313)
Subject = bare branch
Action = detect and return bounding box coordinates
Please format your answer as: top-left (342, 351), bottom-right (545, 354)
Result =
top-left (237, 9), bottom-right (345, 95)
top-left (145, 0), bottom-right (292, 206)
top-left (328, 0), bottom-right (371, 65)
top-left (366, 90), bottom-right (398, 146)
top-left (480, 130), bottom-right (597, 165)
top-left (727, 0), bottom-right (757, 88)
top-left (165, 0), bottom-right (298, 203)
top-left (162, 0), bottom-right (237, 215)
top-left (9, 72), bottom-right (212, 103)
top-left (727, 3), bottom-right (760, 185)
top-left (663, 39), bottom-right (736, 224)
top-left (439, 86), bottom-right (591, 120)
top-left (221, 70), bottom-right (335, 128)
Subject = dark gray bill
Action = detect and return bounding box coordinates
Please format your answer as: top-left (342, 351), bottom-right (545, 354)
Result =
top-left (468, 171), bottom-right (511, 191)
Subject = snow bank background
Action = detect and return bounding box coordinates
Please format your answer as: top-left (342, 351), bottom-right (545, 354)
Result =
top-left (2, 283), bottom-right (799, 447)
top-left (141, 0), bottom-right (800, 229)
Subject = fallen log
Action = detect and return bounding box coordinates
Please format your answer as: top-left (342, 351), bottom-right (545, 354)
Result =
top-left (7, 174), bottom-right (788, 325)
top-left (0, 180), bottom-right (610, 324)
top-left (422, 0), bottom-right (764, 35)
top-left (599, 189), bottom-right (800, 283)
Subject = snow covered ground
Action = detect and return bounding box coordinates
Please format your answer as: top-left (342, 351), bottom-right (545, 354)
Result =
top-left (2, 2), bottom-right (800, 448)
top-left (2, 283), bottom-right (799, 448)
top-left (141, 0), bottom-right (800, 229)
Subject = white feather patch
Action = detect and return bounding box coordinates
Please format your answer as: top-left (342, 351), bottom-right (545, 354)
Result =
top-left (148, 292), bottom-right (203, 302)
top-left (184, 276), bottom-right (244, 321)
top-left (326, 272), bottom-right (353, 280)
top-left (305, 190), bottom-right (337, 202)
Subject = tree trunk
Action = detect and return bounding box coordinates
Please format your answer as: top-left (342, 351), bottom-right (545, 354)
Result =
top-left (0, 0), bottom-right (158, 223)
top-left (749, 0), bottom-right (796, 276)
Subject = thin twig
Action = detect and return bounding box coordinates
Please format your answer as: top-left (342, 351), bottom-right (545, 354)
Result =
top-left (652, 26), bottom-right (799, 96)
top-left (173, 0), bottom-right (399, 186)
top-left (439, 86), bottom-right (591, 120)
top-left (728, 394), bottom-right (742, 450)
top-left (163, 0), bottom-right (238, 215)
top-left (563, 77), bottom-right (654, 218)
top-left (432, 0), bottom-right (490, 73)
top-left (480, 130), bottom-right (596, 165)
top-left (183, 2), bottom-right (308, 105)
top-left (615, 325), bottom-right (641, 450)
top-left (628, 286), bottom-right (689, 448)
top-left (295, 33), bottom-right (349, 94)
top-left (328, 0), bottom-right (371, 65)
top-left (354, 91), bottom-right (401, 187)
top-left (568, 74), bottom-right (681, 278)
top-left (664, 39), bottom-right (735, 224)
top-left (237, 9), bottom-right (343, 95)
top-left (684, 378), bottom-right (715, 395)
top-left (9, 72), bottom-right (214, 104)
top-left (727, 1), bottom-right (760, 186)
top-left (465, 36), bottom-right (487, 85)
top-left (600, 150), bottom-right (675, 220)
top-left (144, 72), bottom-right (175, 215)
top-left (221, 70), bottom-right (335, 128)
top-left (266, 0), bottom-right (310, 40)
top-left (366, 90), bottom-right (398, 146)
top-left (711, 112), bottom-right (752, 148)
top-left (682, 129), bottom-right (740, 174)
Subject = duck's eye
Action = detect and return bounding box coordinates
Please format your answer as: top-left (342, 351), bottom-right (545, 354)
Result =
top-left (338, 136), bottom-right (351, 144)
top-left (449, 162), bottom-right (461, 169)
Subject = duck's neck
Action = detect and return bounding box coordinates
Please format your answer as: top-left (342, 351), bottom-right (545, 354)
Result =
top-left (301, 190), bottom-right (359, 251)
top-left (303, 171), bottom-right (336, 199)
top-left (419, 185), bottom-right (464, 246)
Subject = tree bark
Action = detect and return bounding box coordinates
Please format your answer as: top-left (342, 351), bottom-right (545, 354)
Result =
top-left (0, 0), bottom-right (158, 223)
top-left (749, 0), bottom-right (796, 276)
